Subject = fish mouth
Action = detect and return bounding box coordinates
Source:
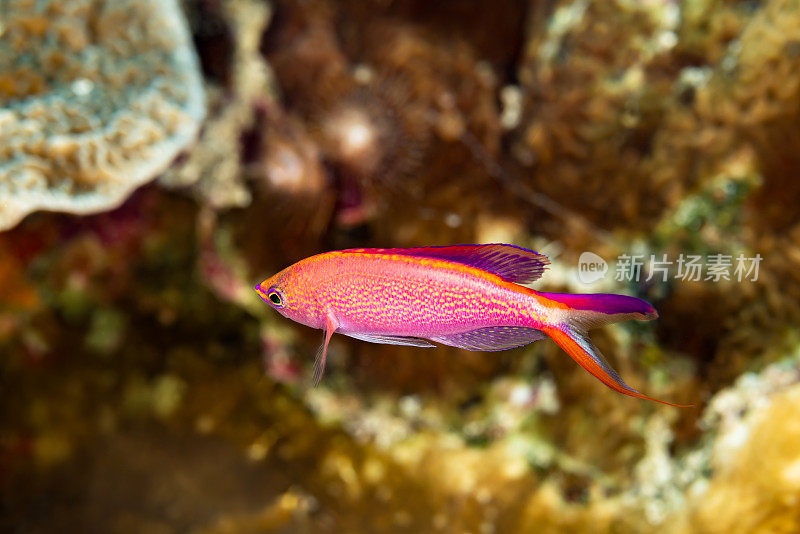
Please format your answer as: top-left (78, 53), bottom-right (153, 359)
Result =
top-left (254, 280), bottom-right (272, 302)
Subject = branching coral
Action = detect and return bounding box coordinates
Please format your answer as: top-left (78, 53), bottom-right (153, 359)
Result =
top-left (669, 0), bottom-right (800, 386)
top-left (511, 0), bottom-right (749, 234)
top-left (0, 0), bottom-right (205, 230)
top-left (707, 223), bottom-right (800, 387)
top-left (689, 0), bottom-right (800, 233)
top-left (513, 0), bottom-right (680, 230)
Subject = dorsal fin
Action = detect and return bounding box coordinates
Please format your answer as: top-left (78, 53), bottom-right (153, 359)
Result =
top-left (343, 244), bottom-right (550, 284)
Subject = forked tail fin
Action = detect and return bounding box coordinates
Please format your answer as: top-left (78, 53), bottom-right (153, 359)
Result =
top-left (539, 293), bottom-right (692, 407)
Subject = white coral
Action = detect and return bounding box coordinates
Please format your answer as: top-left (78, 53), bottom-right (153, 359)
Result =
top-left (0, 0), bottom-right (205, 230)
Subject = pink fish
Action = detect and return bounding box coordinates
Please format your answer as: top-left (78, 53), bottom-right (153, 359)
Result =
top-left (256, 244), bottom-right (689, 406)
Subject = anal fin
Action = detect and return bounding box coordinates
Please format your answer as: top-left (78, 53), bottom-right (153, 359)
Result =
top-left (431, 326), bottom-right (546, 351)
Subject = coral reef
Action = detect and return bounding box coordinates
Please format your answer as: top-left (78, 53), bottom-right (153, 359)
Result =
top-left (679, 364), bottom-right (800, 534)
top-left (4, 0), bottom-right (800, 532)
top-left (716, 0), bottom-right (800, 233)
top-left (696, 0), bottom-right (800, 387)
top-left (647, 0), bottom-right (800, 388)
top-left (512, 0), bottom-right (687, 230)
top-left (162, 0), bottom-right (275, 209)
top-left (0, 0), bottom-right (205, 230)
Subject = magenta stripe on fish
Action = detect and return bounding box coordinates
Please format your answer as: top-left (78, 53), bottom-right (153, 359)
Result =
top-left (537, 292), bottom-right (658, 319)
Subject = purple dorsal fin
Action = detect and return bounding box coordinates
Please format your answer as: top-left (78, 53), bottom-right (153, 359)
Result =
top-left (343, 244), bottom-right (550, 284)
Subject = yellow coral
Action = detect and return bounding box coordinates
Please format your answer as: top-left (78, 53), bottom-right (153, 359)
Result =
top-left (681, 386), bottom-right (800, 534)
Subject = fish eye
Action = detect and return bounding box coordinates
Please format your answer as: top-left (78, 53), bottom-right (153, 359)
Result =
top-left (267, 288), bottom-right (284, 308)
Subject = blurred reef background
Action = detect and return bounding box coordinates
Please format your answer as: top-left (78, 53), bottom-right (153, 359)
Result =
top-left (2, 0), bottom-right (800, 532)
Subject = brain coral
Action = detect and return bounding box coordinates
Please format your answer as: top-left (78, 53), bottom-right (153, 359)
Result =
top-left (0, 0), bottom-right (205, 230)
